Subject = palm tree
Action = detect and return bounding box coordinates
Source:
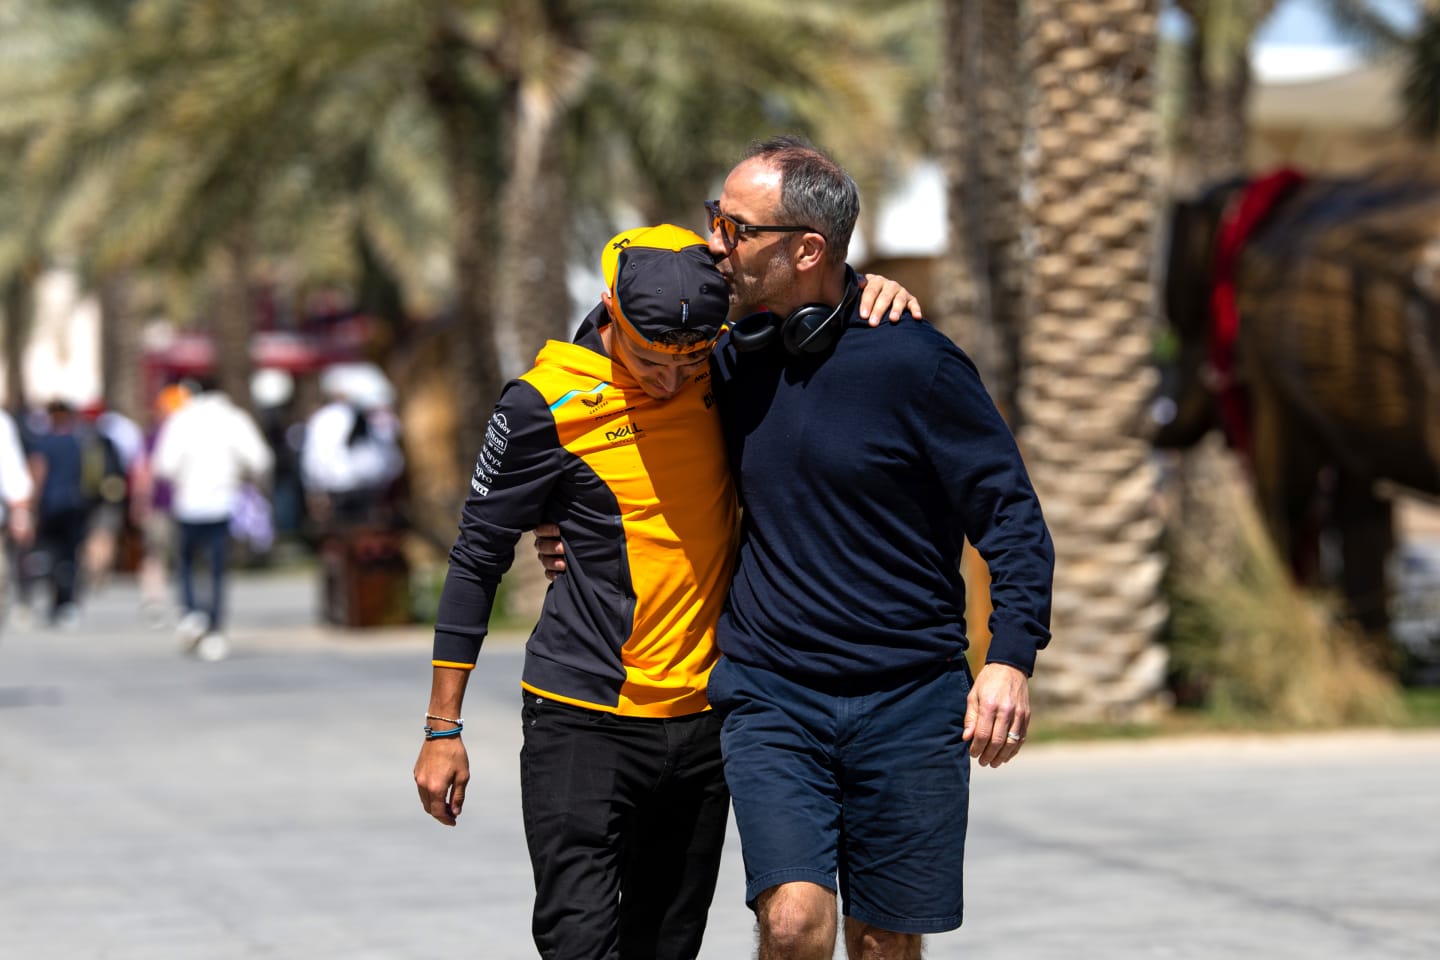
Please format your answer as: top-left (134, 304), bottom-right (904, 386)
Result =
top-left (569, 0), bottom-right (924, 227)
top-left (1323, 0), bottom-right (1440, 141)
top-left (1318, 0), bottom-right (1412, 58)
top-left (488, 0), bottom-right (929, 378)
top-left (7, 0), bottom-right (437, 410)
top-left (936, 0), bottom-right (1023, 415)
top-left (5, 0), bottom-right (930, 551)
top-left (1165, 1), bottom-right (1406, 187)
top-left (0, 262), bottom-right (37, 411)
top-left (6, 0), bottom-right (477, 521)
top-left (1018, 0), bottom-right (1170, 721)
top-left (1167, 1), bottom-right (1280, 188)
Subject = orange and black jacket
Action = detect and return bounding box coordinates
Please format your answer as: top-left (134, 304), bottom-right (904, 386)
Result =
top-left (432, 308), bottom-right (738, 718)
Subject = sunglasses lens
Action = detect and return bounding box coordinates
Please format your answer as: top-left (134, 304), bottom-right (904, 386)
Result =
top-left (707, 203), bottom-right (736, 245)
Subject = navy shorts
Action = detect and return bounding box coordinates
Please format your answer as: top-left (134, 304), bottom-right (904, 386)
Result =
top-left (705, 655), bottom-right (972, 934)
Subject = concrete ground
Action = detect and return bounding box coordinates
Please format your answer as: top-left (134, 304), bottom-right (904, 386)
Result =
top-left (1, 570), bottom-right (1438, 959)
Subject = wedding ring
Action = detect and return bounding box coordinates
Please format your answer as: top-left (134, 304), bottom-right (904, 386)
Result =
top-left (1005, 732), bottom-right (1024, 743)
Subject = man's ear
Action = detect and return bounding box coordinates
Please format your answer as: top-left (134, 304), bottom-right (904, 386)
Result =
top-left (793, 232), bottom-right (828, 276)
top-left (600, 288), bottom-right (622, 326)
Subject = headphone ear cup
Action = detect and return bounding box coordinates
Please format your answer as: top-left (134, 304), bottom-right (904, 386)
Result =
top-left (729, 311), bottom-right (779, 353)
top-left (778, 274), bottom-right (859, 355)
top-left (781, 304), bottom-right (836, 355)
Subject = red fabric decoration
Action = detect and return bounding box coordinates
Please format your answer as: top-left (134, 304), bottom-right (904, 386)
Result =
top-left (1207, 168), bottom-right (1305, 457)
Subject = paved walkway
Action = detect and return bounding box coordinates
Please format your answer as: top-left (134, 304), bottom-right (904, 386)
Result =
top-left (2, 571), bottom-right (1438, 959)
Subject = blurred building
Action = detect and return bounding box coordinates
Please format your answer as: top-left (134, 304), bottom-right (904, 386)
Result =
top-left (0, 265), bottom-right (375, 419)
top-left (0, 269), bottom-right (102, 408)
top-left (1249, 47), bottom-right (1420, 174)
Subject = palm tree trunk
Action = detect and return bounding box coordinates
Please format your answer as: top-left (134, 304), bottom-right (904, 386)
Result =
top-left (936, 0), bottom-right (988, 361)
top-left (494, 84), bottom-right (574, 377)
top-left (1167, 1), bottom-right (1280, 188)
top-left (2, 261), bottom-right (36, 412)
top-left (213, 234), bottom-right (256, 414)
top-left (444, 116), bottom-right (502, 488)
top-left (425, 15), bottom-right (504, 472)
top-left (491, 2), bottom-right (591, 624)
top-left (937, 0), bottom-right (1024, 418)
top-left (937, 0), bottom-right (1023, 663)
top-left (1180, 31), bottom-right (1251, 185)
top-left (1019, 0), bottom-right (1170, 722)
top-left (97, 271), bottom-right (143, 421)
top-left (493, 1), bottom-right (591, 378)
top-left (972, 0), bottom-right (1026, 421)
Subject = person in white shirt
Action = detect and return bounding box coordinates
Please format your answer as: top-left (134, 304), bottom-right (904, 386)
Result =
top-left (152, 379), bottom-right (272, 661)
top-left (0, 409), bottom-right (35, 628)
top-left (300, 363), bottom-right (403, 530)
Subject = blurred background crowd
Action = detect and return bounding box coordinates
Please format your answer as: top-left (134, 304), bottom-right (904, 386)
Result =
top-left (0, 356), bottom-right (406, 653)
top-left (2, 0), bottom-right (1440, 730)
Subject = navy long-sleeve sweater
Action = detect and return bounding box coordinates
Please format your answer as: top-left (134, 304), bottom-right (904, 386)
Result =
top-left (711, 302), bottom-right (1054, 687)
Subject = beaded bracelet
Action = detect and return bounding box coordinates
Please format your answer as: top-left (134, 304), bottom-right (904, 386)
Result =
top-left (424, 713), bottom-right (463, 740)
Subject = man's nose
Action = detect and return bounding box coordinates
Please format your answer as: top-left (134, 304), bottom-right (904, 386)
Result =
top-left (706, 228), bottom-right (730, 259)
top-left (656, 367), bottom-right (684, 394)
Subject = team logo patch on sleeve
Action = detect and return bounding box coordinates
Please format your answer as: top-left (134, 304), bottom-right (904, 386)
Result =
top-left (486, 424), bottom-right (508, 453)
top-left (472, 414), bottom-right (509, 497)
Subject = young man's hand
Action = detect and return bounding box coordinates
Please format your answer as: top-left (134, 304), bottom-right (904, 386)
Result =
top-left (414, 737), bottom-right (470, 826)
top-left (533, 523), bottom-right (565, 581)
top-left (416, 666), bottom-right (472, 825)
top-left (859, 274), bottom-right (924, 326)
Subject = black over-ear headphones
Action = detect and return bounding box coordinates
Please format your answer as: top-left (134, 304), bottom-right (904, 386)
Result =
top-left (730, 268), bottom-right (859, 355)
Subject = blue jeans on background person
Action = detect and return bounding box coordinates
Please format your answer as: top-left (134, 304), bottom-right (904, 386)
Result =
top-left (176, 519), bottom-right (231, 633)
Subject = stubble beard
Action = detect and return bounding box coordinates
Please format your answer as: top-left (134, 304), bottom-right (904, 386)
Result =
top-left (736, 255), bottom-right (795, 317)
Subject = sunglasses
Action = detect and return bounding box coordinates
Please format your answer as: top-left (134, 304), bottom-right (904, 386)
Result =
top-left (705, 200), bottom-right (816, 247)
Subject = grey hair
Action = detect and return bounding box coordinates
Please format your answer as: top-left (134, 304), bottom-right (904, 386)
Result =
top-left (743, 135), bottom-right (859, 265)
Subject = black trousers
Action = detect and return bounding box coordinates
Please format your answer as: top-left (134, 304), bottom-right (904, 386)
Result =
top-left (34, 507), bottom-right (88, 616)
top-left (519, 694), bottom-right (730, 960)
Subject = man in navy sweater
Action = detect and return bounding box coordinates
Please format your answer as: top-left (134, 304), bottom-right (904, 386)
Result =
top-left (701, 137), bottom-right (1055, 960)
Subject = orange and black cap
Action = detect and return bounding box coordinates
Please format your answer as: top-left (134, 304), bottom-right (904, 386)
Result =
top-left (602, 225), bottom-right (729, 355)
